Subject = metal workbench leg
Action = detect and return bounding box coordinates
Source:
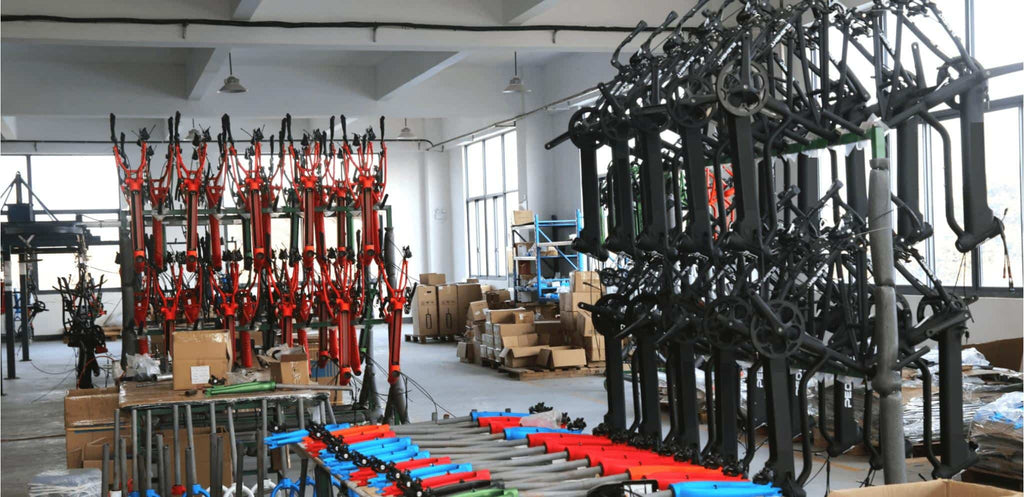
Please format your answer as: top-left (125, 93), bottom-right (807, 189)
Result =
top-left (314, 460), bottom-right (334, 497)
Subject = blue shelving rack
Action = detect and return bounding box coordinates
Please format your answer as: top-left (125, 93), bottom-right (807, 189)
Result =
top-left (510, 210), bottom-right (584, 303)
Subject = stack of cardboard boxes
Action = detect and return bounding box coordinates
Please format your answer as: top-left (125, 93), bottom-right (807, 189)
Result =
top-left (458, 295), bottom-right (590, 370)
top-left (411, 273), bottom-right (484, 339)
top-left (559, 271), bottom-right (606, 363)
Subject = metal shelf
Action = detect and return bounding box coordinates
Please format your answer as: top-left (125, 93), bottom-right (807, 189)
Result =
top-left (510, 210), bottom-right (583, 304)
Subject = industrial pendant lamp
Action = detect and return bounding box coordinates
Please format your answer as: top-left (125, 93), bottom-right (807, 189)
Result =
top-left (397, 118), bottom-right (416, 139)
top-left (502, 52), bottom-right (529, 94)
top-left (218, 52), bottom-right (248, 94)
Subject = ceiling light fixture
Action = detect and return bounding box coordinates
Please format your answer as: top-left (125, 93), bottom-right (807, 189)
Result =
top-left (218, 52), bottom-right (247, 94)
top-left (503, 52), bottom-right (529, 94)
top-left (397, 118), bottom-right (416, 139)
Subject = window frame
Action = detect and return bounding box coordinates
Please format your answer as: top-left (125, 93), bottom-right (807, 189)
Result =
top-left (463, 131), bottom-right (518, 278)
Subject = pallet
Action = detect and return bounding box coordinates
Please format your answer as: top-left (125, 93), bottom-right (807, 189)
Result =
top-left (405, 334), bottom-right (457, 344)
top-left (498, 364), bottom-right (606, 381)
top-left (102, 326), bottom-right (120, 341)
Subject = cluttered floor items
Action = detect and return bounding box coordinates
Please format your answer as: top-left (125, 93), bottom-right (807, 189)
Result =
top-left (265, 406), bottom-right (782, 497)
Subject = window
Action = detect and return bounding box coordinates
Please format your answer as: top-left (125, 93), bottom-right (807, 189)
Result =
top-left (31, 155), bottom-right (120, 210)
top-left (464, 131), bottom-right (517, 277)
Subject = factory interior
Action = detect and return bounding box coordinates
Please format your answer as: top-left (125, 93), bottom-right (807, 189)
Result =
top-left (0, 1), bottom-right (1022, 496)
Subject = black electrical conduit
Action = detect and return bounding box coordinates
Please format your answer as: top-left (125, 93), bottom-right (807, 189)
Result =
top-left (0, 15), bottom-right (686, 35)
top-left (0, 138), bottom-right (436, 147)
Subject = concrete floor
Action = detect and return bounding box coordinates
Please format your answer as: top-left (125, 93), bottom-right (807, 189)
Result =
top-left (1, 329), bottom-right (886, 496)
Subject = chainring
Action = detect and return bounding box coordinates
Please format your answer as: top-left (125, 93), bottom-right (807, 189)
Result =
top-left (568, 107), bottom-right (606, 151)
top-left (750, 299), bottom-right (804, 359)
top-left (703, 296), bottom-right (752, 349)
top-left (716, 61), bottom-right (769, 117)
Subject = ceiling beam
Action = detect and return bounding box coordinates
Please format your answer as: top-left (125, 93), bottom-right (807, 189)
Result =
top-left (182, 1), bottom-right (260, 101)
top-left (230, 0), bottom-right (263, 20)
top-left (184, 47), bottom-right (229, 100)
top-left (376, 51), bottom-right (467, 101)
top-left (503, 0), bottom-right (562, 24)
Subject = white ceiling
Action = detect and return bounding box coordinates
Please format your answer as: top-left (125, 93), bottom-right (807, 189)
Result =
top-left (0, 0), bottom-right (702, 140)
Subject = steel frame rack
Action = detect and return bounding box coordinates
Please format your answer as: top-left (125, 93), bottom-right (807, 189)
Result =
top-left (510, 210), bottom-right (583, 303)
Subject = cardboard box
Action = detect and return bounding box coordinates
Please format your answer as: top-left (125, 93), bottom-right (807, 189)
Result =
top-left (499, 345), bottom-right (544, 368)
top-left (158, 427), bottom-right (234, 488)
top-left (469, 300), bottom-right (489, 323)
top-left (512, 210), bottom-right (535, 225)
top-left (575, 313), bottom-right (595, 336)
top-left (559, 292), bottom-right (598, 314)
top-left (455, 283), bottom-right (483, 329)
top-left (485, 290), bottom-right (513, 309)
top-left (465, 278), bottom-right (480, 283)
top-left (310, 361), bottom-right (347, 405)
top-left (583, 334), bottom-right (606, 362)
top-left (457, 342), bottom-right (475, 363)
top-left (538, 347), bottom-right (587, 369)
top-left (964, 337), bottom-right (1023, 372)
top-left (466, 322), bottom-right (485, 341)
top-left (64, 387), bottom-right (119, 428)
top-left (471, 342), bottom-right (483, 365)
top-left (412, 285), bottom-right (439, 336)
top-left (172, 330), bottom-right (232, 390)
top-left (534, 320), bottom-right (564, 346)
top-left (570, 271), bottom-right (603, 292)
top-left (560, 312), bottom-right (576, 332)
top-left (271, 353), bottom-right (310, 385)
top-left (66, 423), bottom-right (127, 470)
top-left (485, 307), bottom-right (534, 327)
top-left (502, 333), bottom-right (540, 348)
top-left (827, 479), bottom-right (1020, 497)
top-left (419, 273), bottom-right (447, 286)
top-left (437, 285), bottom-right (460, 336)
top-left (492, 322), bottom-right (535, 340)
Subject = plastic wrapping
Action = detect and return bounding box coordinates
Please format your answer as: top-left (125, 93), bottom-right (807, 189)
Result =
top-left (519, 409), bottom-right (563, 429)
top-left (124, 353), bottom-right (160, 380)
top-left (28, 469), bottom-right (100, 497)
top-left (969, 391), bottom-right (1024, 475)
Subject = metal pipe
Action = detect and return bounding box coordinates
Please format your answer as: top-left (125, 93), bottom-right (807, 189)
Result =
top-left (130, 409), bottom-right (138, 494)
top-left (257, 399), bottom-right (267, 497)
top-left (172, 405), bottom-right (181, 486)
top-left (414, 438), bottom-right (524, 449)
top-left (443, 446), bottom-right (545, 461)
top-left (162, 442), bottom-right (172, 497)
top-left (428, 86), bottom-right (599, 151)
top-left (501, 466), bottom-right (603, 484)
top-left (468, 451), bottom-right (569, 470)
top-left (118, 438), bottom-right (128, 493)
top-left (513, 473), bottom-right (626, 492)
top-left (113, 409), bottom-right (120, 491)
top-left (155, 434), bottom-right (165, 496)
top-left (490, 458), bottom-right (588, 478)
top-left (100, 443), bottom-right (110, 496)
top-left (278, 402), bottom-right (288, 481)
top-left (226, 405), bottom-right (237, 482)
top-left (186, 447), bottom-right (197, 496)
top-left (235, 442), bottom-right (245, 495)
top-left (236, 441), bottom-right (245, 497)
top-left (143, 409), bottom-right (152, 493)
top-left (211, 432), bottom-right (223, 497)
top-left (868, 156), bottom-right (907, 484)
